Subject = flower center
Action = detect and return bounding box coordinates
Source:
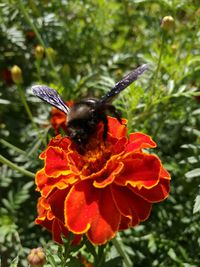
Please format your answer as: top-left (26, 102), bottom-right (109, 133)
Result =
top-left (81, 138), bottom-right (112, 176)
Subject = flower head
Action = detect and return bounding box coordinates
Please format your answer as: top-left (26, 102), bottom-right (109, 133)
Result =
top-left (27, 247), bottom-right (46, 267)
top-left (35, 117), bottom-right (170, 245)
top-left (161, 16), bottom-right (175, 30)
top-left (35, 45), bottom-right (45, 60)
top-left (10, 65), bottom-right (23, 84)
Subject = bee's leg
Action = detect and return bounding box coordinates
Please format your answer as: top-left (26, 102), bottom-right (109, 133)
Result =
top-left (100, 113), bottom-right (108, 141)
top-left (105, 104), bottom-right (123, 124)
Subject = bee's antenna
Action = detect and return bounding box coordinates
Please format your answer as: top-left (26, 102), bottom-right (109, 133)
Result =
top-left (32, 85), bottom-right (70, 114)
top-left (99, 64), bottom-right (148, 104)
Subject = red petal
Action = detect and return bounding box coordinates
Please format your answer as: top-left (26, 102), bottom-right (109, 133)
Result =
top-left (111, 184), bottom-right (152, 224)
top-left (160, 165), bottom-right (171, 180)
top-left (129, 178), bottom-right (170, 203)
top-left (48, 188), bottom-right (70, 222)
top-left (107, 116), bottom-right (127, 138)
top-left (112, 137), bottom-right (128, 154)
top-left (93, 161), bottom-right (124, 188)
top-left (52, 218), bottom-right (69, 244)
top-left (128, 165), bottom-right (170, 203)
top-left (45, 147), bottom-right (71, 177)
top-left (35, 169), bottom-right (48, 191)
top-left (36, 168), bottom-right (73, 197)
top-left (65, 181), bottom-right (121, 245)
top-left (116, 153), bottom-right (161, 189)
top-left (126, 132), bottom-right (157, 152)
top-left (118, 216), bottom-right (132, 230)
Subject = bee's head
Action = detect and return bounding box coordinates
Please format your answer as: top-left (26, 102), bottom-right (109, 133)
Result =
top-left (66, 101), bottom-right (100, 145)
top-left (66, 122), bottom-right (89, 145)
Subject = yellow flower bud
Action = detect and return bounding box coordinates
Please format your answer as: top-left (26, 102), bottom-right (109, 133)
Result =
top-left (61, 64), bottom-right (71, 76)
top-left (161, 16), bottom-right (175, 30)
top-left (10, 65), bottom-right (23, 84)
top-left (171, 43), bottom-right (178, 52)
top-left (27, 247), bottom-right (46, 267)
top-left (46, 47), bottom-right (57, 60)
top-left (35, 45), bottom-right (44, 60)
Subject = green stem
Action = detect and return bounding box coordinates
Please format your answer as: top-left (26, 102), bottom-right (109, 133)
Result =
top-left (112, 237), bottom-right (133, 267)
top-left (17, 0), bottom-right (62, 85)
top-left (17, 85), bottom-right (47, 146)
top-left (0, 138), bottom-right (26, 155)
top-left (154, 31), bottom-right (165, 81)
top-left (0, 155), bottom-right (35, 178)
top-left (35, 59), bottom-right (42, 82)
top-left (18, 85), bottom-right (35, 125)
top-left (150, 30), bottom-right (166, 100)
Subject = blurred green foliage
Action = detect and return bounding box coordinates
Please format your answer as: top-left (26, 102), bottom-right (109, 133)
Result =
top-left (0, 0), bottom-right (200, 266)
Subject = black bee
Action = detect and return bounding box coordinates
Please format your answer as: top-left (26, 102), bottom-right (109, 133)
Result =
top-left (32, 64), bottom-right (147, 147)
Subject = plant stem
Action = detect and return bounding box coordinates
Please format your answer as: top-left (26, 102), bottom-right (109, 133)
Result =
top-left (0, 155), bottom-right (35, 178)
top-left (35, 59), bottom-right (42, 82)
top-left (150, 30), bottom-right (166, 100)
top-left (17, 85), bottom-right (47, 146)
top-left (112, 237), bottom-right (133, 267)
top-left (154, 31), bottom-right (165, 81)
top-left (17, 0), bottom-right (62, 85)
top-left (18, 85), bottom-right (35, 125)
top-left (0, 138), bottom-right (26, 155)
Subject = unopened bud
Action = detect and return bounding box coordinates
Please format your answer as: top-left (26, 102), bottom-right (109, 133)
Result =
top-left (161, 16), bottom-right (175, 30)
top-left (61, 64), bottom-right (71, 76)
top-left (35, 45), bottom-right (44, 60)
top-left (46, 47), bottom-right (57, 59)
top-left (27, 247), bottom-right (46, 267)
top-left (11, 65), bottom-right (23, 84)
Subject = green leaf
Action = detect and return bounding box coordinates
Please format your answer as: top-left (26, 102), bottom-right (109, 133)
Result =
top-left (104, 256), bottom-right (123, 267)
top-left (193, 195), bottom-right (200, 214)
top-left (67, 257), bottom-right (85, 267)
top-left (9, 256), bottom-right (19, 267)
top-left (185, 168), bottom-right (200, 179)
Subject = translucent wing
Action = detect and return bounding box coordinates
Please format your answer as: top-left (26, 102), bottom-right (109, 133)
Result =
top-left (32, 85), bottom-right (70, 114)
top-left (99, 64), bottom-right (148, 104)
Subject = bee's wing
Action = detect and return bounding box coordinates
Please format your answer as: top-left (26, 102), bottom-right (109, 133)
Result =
top-left (99, 64), bottom-right (148, 104)
top-left (32, 85), bottom-right (70, 114)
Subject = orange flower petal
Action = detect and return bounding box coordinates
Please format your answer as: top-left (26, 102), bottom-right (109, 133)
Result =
top-left (45, 147), bottom-right (72, 177)
top-left (65, 181), bottom-right (121, 245)
top-left (36, 168), bottom-right (74, 197)
top-left (129, 165), bottom-right (171, 202)
top-left (160, 165), bottom-right (171, 180)
top-left (107, 116), bottom-right (127, 138)
top-left (129, 178), bottom-right (170, 203)
top-left (118, 216), bottom-right (132, 230)
top-left (112, 137), bottom-right (128, 154)
top-left (48, 188), bottom-right (70, 222)
top-left (52, 218), bottom-right (69, 244)
top-left (116, 153), bottom-right (161, 189)
top-left (93, 162), bottom-right (124, 188)
top-left (111, 184), bottom-right (152, 224)
top-left (126, 132), bottom-right (157, 152)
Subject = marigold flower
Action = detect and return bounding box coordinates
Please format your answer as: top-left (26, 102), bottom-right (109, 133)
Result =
top-left (161, 16), bottom-right (175, 30)
top-left (10, 65), bottom-right (23, 84)
top-left (27, 247), bottom-right (46, 267)
top-left (35, 117), bottom-right (170, 245)
top-left (35, 45), bottom-right (45, 60)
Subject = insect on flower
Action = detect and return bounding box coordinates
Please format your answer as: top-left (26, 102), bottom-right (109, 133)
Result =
top-left (32, 64), bottom-right (148, 148)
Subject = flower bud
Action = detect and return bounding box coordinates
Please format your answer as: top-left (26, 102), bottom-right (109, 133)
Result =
top-left (61, 64), bottom-right (71, 76)
top-left (161, 16), bottom-right (175, 30)
top-left (10, 65), bottom-right (23, 84)
top-left (27, 247), bottom-right (46, 267)
top-left (46, 47), bottom-right (57, 60)
top-left (35, 45), bottom-right (45, 60)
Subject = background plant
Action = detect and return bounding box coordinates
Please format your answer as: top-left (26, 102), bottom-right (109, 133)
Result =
top-left (0, 0), bottom-right (200, 266)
